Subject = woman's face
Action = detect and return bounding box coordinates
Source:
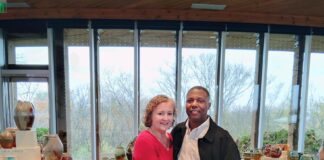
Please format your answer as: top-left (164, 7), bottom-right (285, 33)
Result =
top-left (150, 101), bottom-right (174, 133)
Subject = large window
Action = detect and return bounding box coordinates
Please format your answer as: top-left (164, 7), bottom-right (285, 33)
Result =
top-left (139, 30), bottom-right (176, 128)
top-left (263, 34), bottom-right (295, 145)
top-left (304, 35), bottom-right (324, 154)
top-left (64, 29), bottom-right (91, 160)
top-left (222, 32), bottom-right (257, 152)
top-left (2, 22), bottom-right (324, 159)
top-left (12, 82), bottom-right (49, 129)
top-left (4, 33), bottom-right (49, 133)
top-left (181, 31), bottom-right (218, 121)
top-left (98, 29), bottom-right (135, 159)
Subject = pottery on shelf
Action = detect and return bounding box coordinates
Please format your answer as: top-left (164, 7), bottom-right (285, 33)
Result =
top-left (115, 145), bottom-right (126, 159)
top-left (14, 100), bottom-right (35, 130)
top-left (0, 130), bottom-right (15, 149)
top-left (42, 134), bottom-right (64, 160)
top-left (60, 153), bottom-right (73, 160)
top-left (5, 127), bottom-right (18, 147)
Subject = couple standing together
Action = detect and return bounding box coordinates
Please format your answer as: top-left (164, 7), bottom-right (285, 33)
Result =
top-left (132, 86), bottom-right (241, 160)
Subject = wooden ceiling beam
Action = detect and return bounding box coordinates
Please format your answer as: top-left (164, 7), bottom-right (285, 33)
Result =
top-left (1, 8), bottom-right (324, 27)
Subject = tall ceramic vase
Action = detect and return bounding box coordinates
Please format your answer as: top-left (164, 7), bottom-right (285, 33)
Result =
top-left (42, 134), bottom-right (64, 160)
top-left (14, 100), bottom-right (35, 130)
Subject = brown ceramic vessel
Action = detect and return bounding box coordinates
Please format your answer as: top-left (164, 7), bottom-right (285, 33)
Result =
top-left (0, 130), bottom-right (14, 149)
top-left (14, 100), bottom-right (35, 130)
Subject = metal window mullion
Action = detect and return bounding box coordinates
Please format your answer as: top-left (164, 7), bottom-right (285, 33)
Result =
top-left (47, 28), bottom-right (56, 134)
top-left (2, 82), bottom-right (10, 129)
top-left (175, 22), bottom-right (183, 122)
top-left (134, 21), bottom-right (140, 135)
top-left (7, 30), bottom-right (18, 127)
top-left (0, 29), bottom-right (4, 131)
top-left (217, 31), bottom-right (226, 127)
top-left (251, 33), bottom-right (264, 148)
top-left (89, 21), bottom-right (98, 160)
top-left (8, 83), bottom-right (16, 126)
top-left (257, 32), bottom-right (270, 149)
top-left (63, 31), bottom-right (72, 154)
top-left (298, 35), bottom-right (312, 153)
top-left (214, 31), bottom-right (221, 123)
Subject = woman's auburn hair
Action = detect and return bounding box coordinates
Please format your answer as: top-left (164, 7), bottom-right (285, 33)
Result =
top-left (143, 94), bottom-right (176, 127)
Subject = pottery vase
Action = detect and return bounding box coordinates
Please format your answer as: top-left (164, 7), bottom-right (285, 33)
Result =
top-left (60, 153), bottom-right (73, 160)
top-left (114, 145), bottom-right (126, 159)
top-left (14, 100), bottom-right (35, 130)
top-left (0, 130), bottom-right (14, 149)
top-left (5, 127), bottom-right (17, 147)
top-left (42, 134), bottom-right (64, 160)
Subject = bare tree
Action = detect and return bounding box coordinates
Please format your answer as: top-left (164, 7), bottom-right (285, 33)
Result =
top-left (70, 85), bottom-right (92, 159)
top-left (99, 70), bottom-right (138, 156)
top-left (307, 94), bottom-right (324, 139)
top-left (17, 83), bottom-right (40, 101)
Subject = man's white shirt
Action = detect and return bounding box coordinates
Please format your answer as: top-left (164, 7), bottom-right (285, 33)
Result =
top-left (178, 117), bottom-right (210, 160)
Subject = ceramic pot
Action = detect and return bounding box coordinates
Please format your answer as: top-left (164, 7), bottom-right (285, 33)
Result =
top-left (5, 127), bottom-right (17, 147)
top-left (0, 130), bottom-right (14, 149)
top-left (14, 100), bottom-right (35, 130)
top-left (42, 134), bottom-right (64, 160)
top-left (60, 153), bottom-right (72, 160)
top-left (115, 145), bottom-right (126, 160)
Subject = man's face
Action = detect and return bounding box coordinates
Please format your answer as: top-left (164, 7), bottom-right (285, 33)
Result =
top-left (186, 89), bottom-right (211, 125)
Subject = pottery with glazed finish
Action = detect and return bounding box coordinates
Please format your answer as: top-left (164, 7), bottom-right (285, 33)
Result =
top-left (14, 100), bottom-right (35, 130)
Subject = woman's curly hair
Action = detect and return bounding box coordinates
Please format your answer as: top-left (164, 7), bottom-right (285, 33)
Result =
top-left (143, 94), bottom-right (176, 127)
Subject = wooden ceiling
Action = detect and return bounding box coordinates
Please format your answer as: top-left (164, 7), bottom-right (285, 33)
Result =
top-left (2, 0), bottom-right (324, 27)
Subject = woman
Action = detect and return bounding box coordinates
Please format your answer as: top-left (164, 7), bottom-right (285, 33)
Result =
top-left (133, 95), bottom-right (176, 160)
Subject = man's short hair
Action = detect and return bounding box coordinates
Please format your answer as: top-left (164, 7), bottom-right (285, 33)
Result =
top-left (187, 86), bottom-right (210, 100)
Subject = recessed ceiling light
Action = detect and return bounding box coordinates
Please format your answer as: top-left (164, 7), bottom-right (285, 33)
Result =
top-left (7, 2), bottom-right (30, 8)
top-left (191, 3), bottom-right (226, 10)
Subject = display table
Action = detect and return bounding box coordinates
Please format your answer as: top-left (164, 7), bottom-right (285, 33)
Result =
top-left (0, 130), bottom-right (41, 160)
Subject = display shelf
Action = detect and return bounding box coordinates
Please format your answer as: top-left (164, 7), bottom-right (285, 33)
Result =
top-left (0, 146), bottom-right (41, 160)
top-left (0, 130), bottom-right (41, 160)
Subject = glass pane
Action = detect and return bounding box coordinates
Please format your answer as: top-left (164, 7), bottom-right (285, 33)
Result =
top-left (140, 30), bottom-right (176, 128)
top-left (13, 82), bottom-right (49, 131)
top-left (222, 32), bottom-right (257, 153)
top-left (64, 29), bottom-right (91, 160)
top-left (98, 29), bottom-right (135, 159)
top-left (7, 33), bottom-right (48, 65)
top-left (264, 34), bottom-right (295, 145)
top-left (181, 31), bottom-right (218, 122)
top-left (15, 47), bottom-right (49, 65)
top-left (304, 35), bottom-right (324, 155)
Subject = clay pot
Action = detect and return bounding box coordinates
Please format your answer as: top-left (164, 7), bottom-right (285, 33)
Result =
top-left (42, 134), bottom-right (64, 160)
top-left (5, 127), bottom-right (17, 147)
top-left (60, 153), bottom-right (73, 160)
top-left (0, 130), bottom-right (14, 149)
top-left (115, 145), bottom-right (126, 160)
top-left (14, 100), bottom-right (35, 130)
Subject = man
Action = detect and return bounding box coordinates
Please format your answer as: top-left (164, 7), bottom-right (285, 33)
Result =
top-left (171, 86), bottom-right (241, 160)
